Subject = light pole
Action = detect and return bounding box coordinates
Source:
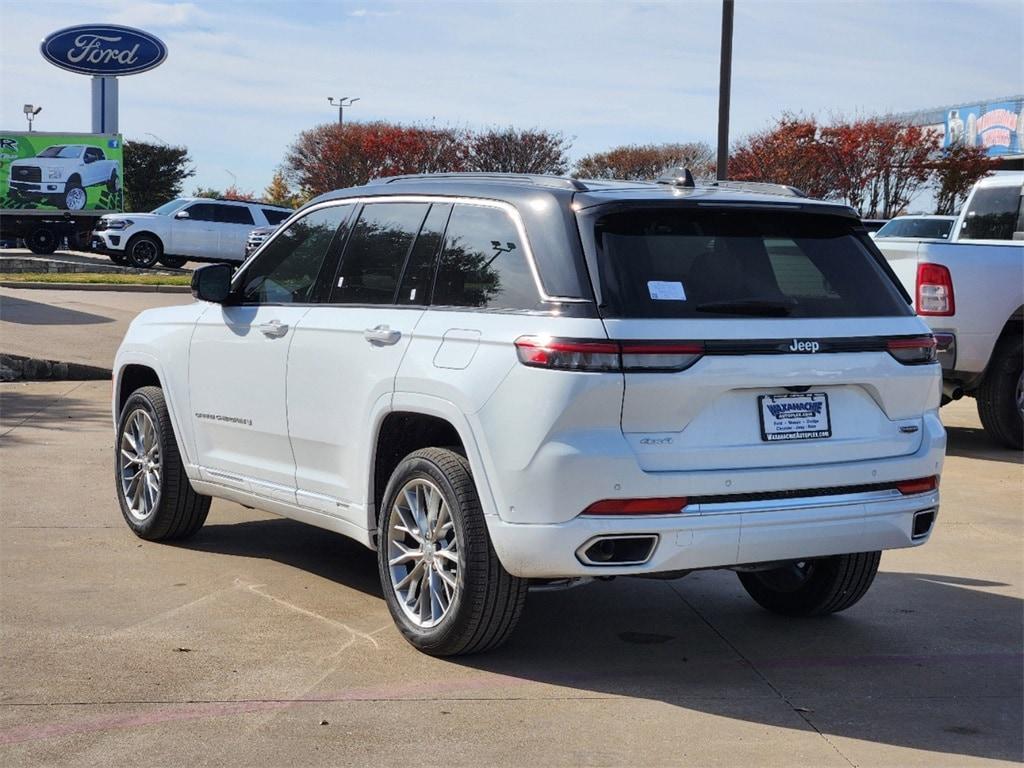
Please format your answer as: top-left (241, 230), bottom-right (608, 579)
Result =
top-left (328, 96), bottom-right (360, 126)
top-left (23, 104), bottom-right (42, 132)
top-left (716, 0), bottom-right (734, 180)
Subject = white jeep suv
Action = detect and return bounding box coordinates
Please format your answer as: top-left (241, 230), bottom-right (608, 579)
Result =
top-left (112, 172), bottom-right (945, 656)
top-left (93, 197), bottom-right (292, 269)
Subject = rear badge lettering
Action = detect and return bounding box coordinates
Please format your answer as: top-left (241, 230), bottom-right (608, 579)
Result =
top-left (789, 339), bottom-right (820, 353)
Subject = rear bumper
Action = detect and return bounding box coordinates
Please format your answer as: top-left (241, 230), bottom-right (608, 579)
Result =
top-left (489, 487), bottom-right (939, 578)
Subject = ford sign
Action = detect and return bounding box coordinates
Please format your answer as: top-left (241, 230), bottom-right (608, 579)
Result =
top-left (40, 24), bottom-right (167, 76)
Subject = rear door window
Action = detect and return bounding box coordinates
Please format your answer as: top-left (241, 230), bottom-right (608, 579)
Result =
top-left (184, 203), bottom-right (219, 222)
top-left (262, 208), bottom-right (291, 225)
top-left (217, 205), bottom-right (255, 225)
top-left (396, 203), bottom-right (451, 305)
top-left (433, 204), bottom-right (539, 310)
top-left (590, 208), bottom-right (911, 318)
top-left (960, 185), bottom-right (1023, 241)
top-left (332, 202), bottom-right (429, 305)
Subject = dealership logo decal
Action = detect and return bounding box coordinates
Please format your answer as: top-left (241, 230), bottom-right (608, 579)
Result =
top-left (766, 400), bottom-right (824, 419)
top-left (41, 25), bottom-right (167, 76)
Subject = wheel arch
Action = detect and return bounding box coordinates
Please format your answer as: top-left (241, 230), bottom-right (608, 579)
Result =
top-left (368, 394), bottom-right (500, 534)
top-left (125, 230), bottom-right (165, 254)
top-left (113, 356), bottom-right (195, 468)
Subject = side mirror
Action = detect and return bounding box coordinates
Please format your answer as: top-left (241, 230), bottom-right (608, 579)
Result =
top-left (175, 210), bottom-right (191, 219)
top-left (191, 263), bottom-right (233, 303)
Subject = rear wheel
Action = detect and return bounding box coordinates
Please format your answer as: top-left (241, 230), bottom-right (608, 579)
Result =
top-left (26, 226), bottom-right (58, 255)
top-left (737, 551), bottom-right (881, 616)
top-left (377, 447), bottom-right (527, 656)
top-left (976, 335), bottom-right (1023, 450)
top-left (126, 234), bottom-right (162, 269)
top-left (116, 386), bottom-right (209, 541)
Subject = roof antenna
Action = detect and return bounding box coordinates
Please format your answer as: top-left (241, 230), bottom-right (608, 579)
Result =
top-left (655, 166), bottom-right (696, 188)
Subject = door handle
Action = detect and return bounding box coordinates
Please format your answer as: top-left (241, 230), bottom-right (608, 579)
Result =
top-left (364, 325), bottom-right (401, 345)
top-left (257, 320), bottom-right (289, 338)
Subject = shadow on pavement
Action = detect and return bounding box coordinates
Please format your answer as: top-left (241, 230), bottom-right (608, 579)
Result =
top-left (945, 424), bottom-right (1022, 465)
top-left (0, 294), bottom-right (113, 325)
top-left (0, 387), bottom-right (110, 442)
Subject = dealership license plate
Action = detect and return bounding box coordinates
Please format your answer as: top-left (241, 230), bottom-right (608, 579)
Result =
top-left (758, 392), bottom-right (832, 442)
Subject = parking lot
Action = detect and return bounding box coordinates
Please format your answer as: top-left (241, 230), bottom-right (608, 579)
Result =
top-left (0, 378), bottom-right (1020, 767)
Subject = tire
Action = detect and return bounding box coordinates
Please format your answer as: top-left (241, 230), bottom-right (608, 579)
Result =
top-left (115, 386), bottom-right (210, 541)
top-left (109, 253), bottom-right (129, 266)
top-left (738, 551), bottom-right (881, 617)
top-left (63, 178), bottom-right (87, 211)
top-left (26, 226), bottom-right (58, 255)
top-left (126, 234), bottom-right (162, 269)
top-left (976, 334), bottom-right (1024, 450)
top-left (107, 170), bottom-right (119, 194)
top-left (377, 447), bottom-right (527, 656)
top-left (159, 256), bottom-right (187, 269)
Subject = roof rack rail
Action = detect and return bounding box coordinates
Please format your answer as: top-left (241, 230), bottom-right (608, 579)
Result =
top-left (704, 180), bottom-right (807, 198)
top-left (368, 172), bottom-right (590, 191)
top-left (211, 196), bottom-right (285, 206)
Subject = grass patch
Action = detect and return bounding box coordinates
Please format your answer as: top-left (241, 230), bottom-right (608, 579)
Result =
top-left (0, 272), bottom-right (190, 286)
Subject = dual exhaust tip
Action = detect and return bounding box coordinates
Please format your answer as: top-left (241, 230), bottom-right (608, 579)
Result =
top-left (577, 535), bottom-right (658, 566)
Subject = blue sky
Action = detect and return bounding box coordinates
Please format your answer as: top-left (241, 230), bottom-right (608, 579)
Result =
top-left (2, 0), bottom-right (1021, 196)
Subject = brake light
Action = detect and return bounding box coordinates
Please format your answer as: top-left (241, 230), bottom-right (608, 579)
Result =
top-left (896, 476), bottom-right (938, 495)
top-left (887, 336), bottom-right (937, 365)
top-left (514, 336), bottom-right (704, 373)
top-left (583, 497), bottom-right (689, 515)
top-left (916, 263), bottom-right (954, 316)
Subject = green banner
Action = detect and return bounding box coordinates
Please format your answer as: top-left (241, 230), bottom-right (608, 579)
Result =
top-left (0, 132), bottom-right (124, 213)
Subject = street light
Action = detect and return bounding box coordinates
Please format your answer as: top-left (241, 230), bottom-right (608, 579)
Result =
top-left (23, 104), bottom-right (42, 132)
top-left (328, 96), bottom-right (360, 126)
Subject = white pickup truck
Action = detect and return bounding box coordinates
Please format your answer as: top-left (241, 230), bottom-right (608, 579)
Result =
top-left (875, 172), bottom-right (1024, 448)
top-left (8, 143), bottom-right (119, 211)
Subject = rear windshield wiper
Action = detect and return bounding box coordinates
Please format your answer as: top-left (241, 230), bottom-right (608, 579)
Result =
top-left (695, 299), bottom-right (796, 317)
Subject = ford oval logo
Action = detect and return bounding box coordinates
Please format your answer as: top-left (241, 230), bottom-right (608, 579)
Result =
top-left (40, 24), bottom-right (167, 76)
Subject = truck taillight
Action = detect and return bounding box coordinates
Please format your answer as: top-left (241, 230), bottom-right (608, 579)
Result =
top-left (514, 337), bottom-right (704, 372)
top-left (916, 263), bottom-right (955, 316)
top-left (887, 336), bottom-right (937, 365)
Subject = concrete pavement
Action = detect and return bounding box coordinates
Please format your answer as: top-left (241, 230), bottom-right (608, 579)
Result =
top-left (0, 382), bottom-right (1021, 766)
top-left (0, 287), bottom-right (191, 370)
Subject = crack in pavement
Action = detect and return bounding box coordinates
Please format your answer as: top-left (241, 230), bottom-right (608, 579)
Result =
top-left (667, 581), bottom-right (859, 768)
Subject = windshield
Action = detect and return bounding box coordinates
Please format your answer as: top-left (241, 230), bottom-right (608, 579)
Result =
top-left (151, 199), bottom-right (190, 216)
top-left (37, 146), bottom-right (82, 159)
top-left (876, 218), bottom-right (954, 239)
top-left (589, 207), bottom-right (912, 319)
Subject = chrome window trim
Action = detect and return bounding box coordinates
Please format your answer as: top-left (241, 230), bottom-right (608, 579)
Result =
top-left (231, 195), bottom-right (590, 304)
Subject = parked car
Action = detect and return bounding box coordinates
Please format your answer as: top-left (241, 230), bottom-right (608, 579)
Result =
top-left (875, 172), bottom-right (1024, 448)
top-left (8, 143), bottom-right (119, 211)
top-left (873, 215), bottom-right (956, 240)
top-left (113, 172), bottom-right (944, 656)
top-left (92, 198), bottom-right (292, 269)
top-left (244, 225), bottom-right (279, 259)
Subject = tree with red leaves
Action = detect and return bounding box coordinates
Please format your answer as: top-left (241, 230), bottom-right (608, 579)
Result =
top-left (729, 115), bottom-right (836, 199)
top-left (932, 144), bottom-right (996, 214)
top-left (573, 142), bottom-right (715, 180)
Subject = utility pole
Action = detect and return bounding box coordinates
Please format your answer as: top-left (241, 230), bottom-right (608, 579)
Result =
top-left (328, 96), bottom-right (360, 126)
top-left (716, 0), bottom-right (734, 180)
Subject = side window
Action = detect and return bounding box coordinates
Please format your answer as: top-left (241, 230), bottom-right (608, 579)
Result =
top-left (332, 203), bottom-right (429, 305)
top-left (396, 203), bottom-right (451, 305)
top-left (84, 147), bottom-right (103, 163)
top-left (184, 203), bottom-right (219, 222)
top-left (960, 185), bottom-right (1022, 241)
top-left (433, 204), bottom-right (538, 310)
top-left (239, 205), bottom-right (351, 304)
top-left (217, 205), bottom-right (255, 225)
top-left (262, 208), bottom-right (291, 225)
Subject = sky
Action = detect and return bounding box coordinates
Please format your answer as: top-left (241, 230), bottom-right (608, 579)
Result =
top-left (2, 0), bottom-right (1022, 197)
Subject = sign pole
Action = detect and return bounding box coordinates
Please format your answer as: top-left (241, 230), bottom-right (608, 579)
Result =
top-left (91, 76), bottom-right (118, 134)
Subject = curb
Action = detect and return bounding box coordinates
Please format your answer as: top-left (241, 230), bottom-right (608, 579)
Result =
top-left (1, 353), bottom-right (111, 382)
top-left (0, 281), bottom-right (191, 293)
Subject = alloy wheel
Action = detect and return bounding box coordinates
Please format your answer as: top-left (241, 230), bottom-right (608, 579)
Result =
top-left (119, 409), bottom-right (162, 521)
top-left (386, 478), bottom-right (460, 628)
top-left (66, 187), bottom-right (87, 210)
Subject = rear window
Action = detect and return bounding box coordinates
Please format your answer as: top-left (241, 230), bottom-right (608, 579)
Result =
top-left (590, 208), bottom-right (911, 319)
top-left (876, 218), bottom-right (953, 239)
top-left (262, 208), bottom-right (291, 225)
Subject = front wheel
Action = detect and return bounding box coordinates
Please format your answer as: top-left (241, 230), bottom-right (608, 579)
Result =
top-left (737, 551), bottom-right (881, 616)
top-left (377, 448), bottom-right (527, 656)
top-left (976, 335), bottom-right (1023, 450)
top-left (63, 181), bottom-right (87, 211)
top-left (126, 234), bottom-right (162, 269)
top-left (116, 386), bottom-right (210, 540)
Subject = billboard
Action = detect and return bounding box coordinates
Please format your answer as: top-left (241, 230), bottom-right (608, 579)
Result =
top-left (0, 132), bottom-right (124, 213)
top-left (943, 101), bottom-right (1021, 156)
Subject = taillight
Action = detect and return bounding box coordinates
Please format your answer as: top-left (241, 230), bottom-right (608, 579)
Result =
top-left (583, 497), bottom-right (689, 515)
top-left (887, 336), bottom-right (937, 365)
top-left (896, 476), bottom-right (938, 495)
top-left (514, 336), bottom-right (704, 373)
top-left (916, 263), bottom-right (954, 316)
